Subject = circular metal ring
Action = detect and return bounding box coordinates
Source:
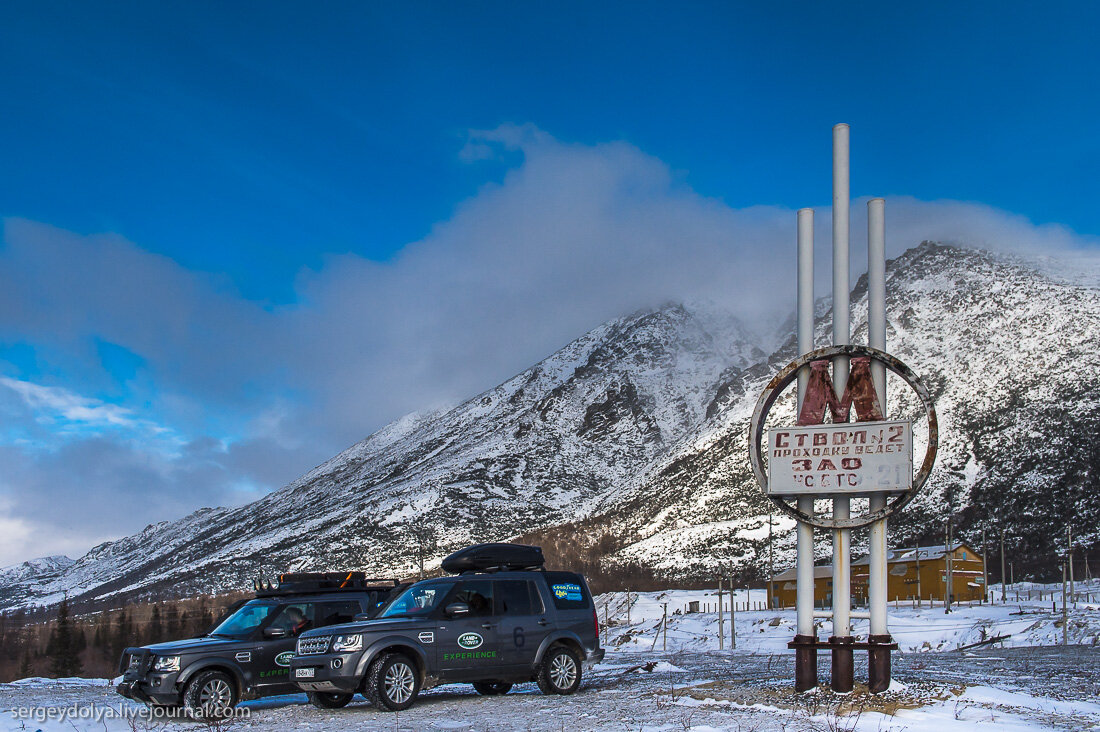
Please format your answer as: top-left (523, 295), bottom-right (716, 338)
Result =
top-left (747, 345), bottom-right (938, 529)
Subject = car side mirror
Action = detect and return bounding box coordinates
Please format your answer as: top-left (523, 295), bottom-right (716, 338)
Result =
top-left (352, 613), bottom-right (372, 622)
top-left (263, 627), bottom-right (289, 639)
top-left (445, 602), bottom-right (470, 618)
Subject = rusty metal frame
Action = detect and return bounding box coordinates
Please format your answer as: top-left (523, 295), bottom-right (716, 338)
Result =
top-left (748, 345), bottom-right (938, 530)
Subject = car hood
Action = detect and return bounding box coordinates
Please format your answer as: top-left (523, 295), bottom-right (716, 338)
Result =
top-left (141, 636), bottom-right (250, 654)
top-left (299, 616), bottom-right (433, 639)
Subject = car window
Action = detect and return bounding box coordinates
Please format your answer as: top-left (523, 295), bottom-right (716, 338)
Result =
top-left (380, 582), bottom-right (456, 618)
top-left (266, 603), bottom-right (316, 636)
top-left (543, 572), bottom-right (590, 610)
top-left (452, 580), bottom-right (493, 617)
top-left (528, 581), bottom-right (545, 614)
top-left (209, 602), bottom-right (277, 638)
top-left (317, 601), bottom-right (361, 626)
top-left (495, 580), bottom-right (535, 615)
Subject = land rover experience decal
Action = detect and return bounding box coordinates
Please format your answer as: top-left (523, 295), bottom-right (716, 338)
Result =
top-left (457, 632), bottom-right (483, 649)
top-left (275, 651), bottom-right (294, 667)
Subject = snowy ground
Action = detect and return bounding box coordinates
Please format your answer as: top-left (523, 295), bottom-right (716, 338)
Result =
top-left (3, 583), bottom-right (1098, 731)
top-left (597, 582), bottom-right (1100, 654)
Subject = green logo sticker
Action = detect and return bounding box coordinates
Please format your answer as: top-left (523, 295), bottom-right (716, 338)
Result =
top-left (457, 632), bottom-right (483, 649)
top-left (275, 651), bottom-right (294, 667)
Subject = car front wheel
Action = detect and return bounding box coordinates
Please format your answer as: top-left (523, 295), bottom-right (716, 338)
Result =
top-left (182, 670), bottom-right (238, 718)
top-left (366, 653), bottom-right (420, 711)
top-left (537, 646), bottom-right (581, 695)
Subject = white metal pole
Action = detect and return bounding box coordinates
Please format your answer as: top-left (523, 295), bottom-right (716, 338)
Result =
top-left (832, 123), bottom-right (851, 643)
top-left (867, 197), bottom-right (888, 637)
top-left (796, 208), bottom-right (815, 641)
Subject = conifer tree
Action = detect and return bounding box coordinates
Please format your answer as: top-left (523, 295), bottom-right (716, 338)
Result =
top-left (165, 603), bottom-right (180, 637)
top-left (149, 605), bottom-right (163, 644)
top-left (112, 610), bottom-right (129, 662)
top-left (20, 650), bottom-right (32, 678)
top-left (47, 595), bottom-right (82, 678)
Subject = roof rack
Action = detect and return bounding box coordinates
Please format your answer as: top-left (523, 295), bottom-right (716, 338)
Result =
top-left (441, 543), bottom-right (545, 574)
top-left (252, 572), bottom-right (400, 597)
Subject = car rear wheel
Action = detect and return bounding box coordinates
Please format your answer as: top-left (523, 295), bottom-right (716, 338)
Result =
top-left (182, 670), bottom-right (238, 718)
top-left (536, 646), bottom-right (581, 695)
top-left (366, 653), bottom-right (420, 712)
top-left (308, 691), bottom-right (354, 709)
top-left (472, 681), bottom-right (513, 695)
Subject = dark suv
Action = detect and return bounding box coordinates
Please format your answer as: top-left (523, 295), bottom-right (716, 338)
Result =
top-left (289, 544), bottom-right (604, 711)
top-left (116, 573), bottom-right (402, 716)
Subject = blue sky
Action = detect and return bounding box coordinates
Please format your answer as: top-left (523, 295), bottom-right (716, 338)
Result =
top-left (1, 1), bottom-right (1097, 564)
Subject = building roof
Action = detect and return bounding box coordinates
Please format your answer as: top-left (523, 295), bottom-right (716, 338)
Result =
top-left (852, 542), bottom-right (979, 566)
top-left (771, 565), bottom-right (834, 582)
top-left (770, 542), bottom-right (981, 582)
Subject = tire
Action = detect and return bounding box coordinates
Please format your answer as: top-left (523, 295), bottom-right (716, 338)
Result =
top-left (308, 691), bottom-right (354, 709)
top-left (365, 653), bottom-right (420, 712)
top-left (536, 645), bottom-right (581, 695)
top-left (182, 670), bottom-right (238, 718)
top-left (472, 681), bottom-right (513, 695)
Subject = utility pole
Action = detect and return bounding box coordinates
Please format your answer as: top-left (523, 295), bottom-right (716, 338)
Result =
top-left (944, 520), bottom-right (953, 613)
top-left (717, 580), bottom-right (725, 651)
top-left (1061, 563), bottom-right (1068, 646)
top-left (1000, 527), bottom-right (1007, 602)
top-left (768, 511), bottom-right (774, 610)
top-left (982, 528), bottom-right (988, 603)
top-left (1068, 524), bottom-right (1075, 603)
top-left (662, 603), bottom-right (668, 652)
top-left (915, 545), bottom-right (922, 607)
top-left (730, 579), bottom-right (736, 650)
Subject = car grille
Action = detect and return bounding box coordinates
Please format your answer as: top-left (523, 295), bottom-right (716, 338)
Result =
top-left (296, 636), bottom-right (330, 655)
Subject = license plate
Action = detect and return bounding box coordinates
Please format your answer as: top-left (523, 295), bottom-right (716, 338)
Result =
top-left (294, 668), bottom-right (315, 679)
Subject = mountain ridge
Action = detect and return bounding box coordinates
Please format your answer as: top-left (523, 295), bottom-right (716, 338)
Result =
top-left (2, 241), bottom-right (1098, 610)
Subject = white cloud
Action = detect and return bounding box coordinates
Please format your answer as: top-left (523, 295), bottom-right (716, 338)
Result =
top-left (1, 376), bottom-right (140, 428)
top-left (0, 124), bottom-right (1096, 565)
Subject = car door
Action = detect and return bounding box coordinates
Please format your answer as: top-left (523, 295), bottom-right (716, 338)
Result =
top-left (435, 580), bottom-right (503, 679)
top-left (494, 578), bottom-right (551, 670)
top-left (253, 602), bottom-right (316, 693)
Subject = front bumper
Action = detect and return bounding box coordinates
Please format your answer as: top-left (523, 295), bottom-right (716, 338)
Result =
top-left (116, 648), bottom-right (181, 705)
top-left (288, 652), bottom-right (363, 694)
top-left (115, 673), bottom-right (181, 705)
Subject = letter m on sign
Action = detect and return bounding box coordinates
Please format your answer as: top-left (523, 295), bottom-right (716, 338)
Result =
top-left (796, 356), bottom-right (884, 426)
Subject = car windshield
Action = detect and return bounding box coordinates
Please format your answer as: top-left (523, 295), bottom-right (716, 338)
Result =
top-left (378, 582), bottom-right (455, 618)
top-left (209, 601), bottom-right (278, 638)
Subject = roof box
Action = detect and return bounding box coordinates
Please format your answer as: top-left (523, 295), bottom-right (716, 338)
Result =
top-left (441, 543), bottom-right (545, 574)
top-left (254, 572), bottom-right (399, 596)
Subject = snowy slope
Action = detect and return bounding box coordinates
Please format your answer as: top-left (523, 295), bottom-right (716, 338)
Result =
top-left (2, 242), bottom-right (1098, 609)
top-left (589, 243), bottom-right (1100, 578)
top-left (0, 305), bottom-right (763, 609)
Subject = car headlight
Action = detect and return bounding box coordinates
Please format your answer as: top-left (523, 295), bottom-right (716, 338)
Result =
top-left (331, 634), bottom-right (363, 652)
top-left (153, 656), bottom-right (181, 672)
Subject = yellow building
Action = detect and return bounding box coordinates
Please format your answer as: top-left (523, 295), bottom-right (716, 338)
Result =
top-left (770, 542), bottom-right (986, 608)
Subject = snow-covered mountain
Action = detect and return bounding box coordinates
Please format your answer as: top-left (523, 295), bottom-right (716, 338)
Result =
top-left (2, 242), bottom-right (1097, 610)
top-left (595, 242), bottom-right (1100, 578)
top-left (0, 556), bottom-right (74, 589)
top-left (0, 303), bottom-right (765, 609)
